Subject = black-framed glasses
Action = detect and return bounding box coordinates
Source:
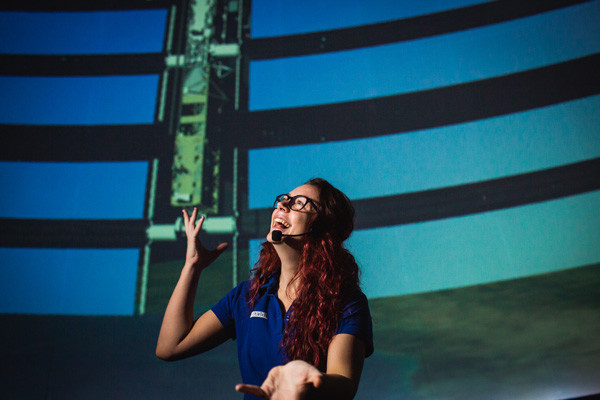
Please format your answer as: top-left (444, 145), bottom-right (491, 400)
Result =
top-left (273, 194), bottom-right (320, 212)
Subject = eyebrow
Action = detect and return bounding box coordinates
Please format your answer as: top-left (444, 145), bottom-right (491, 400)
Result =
top-left (287, 193), bottom-right (308, 200)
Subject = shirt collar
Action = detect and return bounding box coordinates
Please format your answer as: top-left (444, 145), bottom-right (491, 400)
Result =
top-left (260, 273), bottom-right (279, 295)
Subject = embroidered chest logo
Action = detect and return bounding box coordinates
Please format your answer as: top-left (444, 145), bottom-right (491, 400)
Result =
top-left (250, 311), bottom-right (268, 320)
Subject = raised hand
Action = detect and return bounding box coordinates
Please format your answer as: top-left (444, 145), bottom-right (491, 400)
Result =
top-left (235, 360), bottom-right (323, 400)
top-left (182, 207), bottom-right (228, 270)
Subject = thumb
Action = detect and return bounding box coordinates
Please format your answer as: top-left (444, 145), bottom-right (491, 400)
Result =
top-left (235, 384), bottom-right (268, 398)
top-left (308, 372), bottom-right (323, 388)
top-left (215, 242), bottom-right (229, 253)
top-left (208, 242), bottom-right (229, 257)
top-left (212, 242), bottom-right (229, 258)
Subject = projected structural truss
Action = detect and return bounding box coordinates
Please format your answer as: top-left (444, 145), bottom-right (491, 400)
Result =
top-left (169, 0), bottom-right (240, 213)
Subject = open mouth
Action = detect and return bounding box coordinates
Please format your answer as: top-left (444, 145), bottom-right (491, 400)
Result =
top-left (273, 217), bottom-right (290, 229)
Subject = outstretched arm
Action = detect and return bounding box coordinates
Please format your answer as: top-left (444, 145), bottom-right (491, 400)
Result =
top-left (235, 333), bottom-right (366, 399)
top-left (155, 208), bottom-right (229, 361)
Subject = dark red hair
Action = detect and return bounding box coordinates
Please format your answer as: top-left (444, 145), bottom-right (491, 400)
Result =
top-left (247, 178), bottom-right (360, 370)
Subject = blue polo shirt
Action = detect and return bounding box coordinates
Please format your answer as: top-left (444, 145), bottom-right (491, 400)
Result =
top-left (211, 275), bottom-right (373, 399)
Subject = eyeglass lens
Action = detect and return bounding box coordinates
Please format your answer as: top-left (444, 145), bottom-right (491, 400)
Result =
top-left (274, 194), bottom-right (308, 211)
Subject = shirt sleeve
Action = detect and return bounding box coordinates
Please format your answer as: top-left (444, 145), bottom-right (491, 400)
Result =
top-left (210, 280), bottom-right (249, 340)
top-left (336, 290), bottom-right (374, 357)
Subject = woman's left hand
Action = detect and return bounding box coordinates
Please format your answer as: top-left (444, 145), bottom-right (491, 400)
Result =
top-left (235, 360), bottom-right (323, 400)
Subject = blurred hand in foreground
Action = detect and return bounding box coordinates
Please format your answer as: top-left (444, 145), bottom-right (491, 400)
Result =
top-left (235, 360), bottom-right (323, 400)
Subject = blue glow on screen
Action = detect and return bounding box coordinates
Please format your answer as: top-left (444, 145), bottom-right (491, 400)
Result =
top-left (0, 10), bottom-right (167, 55)
top-left (249, 1), bottom-right (600, 110)
top-left (0, 161), bottom-right (148, 219)
top-left (0, 75), bottom-right (159, 125)
top-left (0, 248), bottom-right (139, 315)
top-left (353, 191), bottom-right (600, 298)
top-left (250, 190), bottom-right (600, 298)
top-left (251, 0), bottom-right (491, 38)
top-left (248, 95), bottom-right (600, 209)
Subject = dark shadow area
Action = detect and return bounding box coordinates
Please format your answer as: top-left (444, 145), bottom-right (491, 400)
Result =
top-left (2, 263), bottom-right (598, 399)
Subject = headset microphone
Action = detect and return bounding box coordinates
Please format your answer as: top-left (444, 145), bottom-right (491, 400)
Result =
top-left (271, 229), bottom-right (310, 242)
top-left (272, 230), bottom-right (283, 242)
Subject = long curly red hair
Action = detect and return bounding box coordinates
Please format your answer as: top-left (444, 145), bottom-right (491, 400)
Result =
top-left (247, 178), bottom-right (360, 370)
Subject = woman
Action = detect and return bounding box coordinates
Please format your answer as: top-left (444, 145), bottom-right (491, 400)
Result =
top-left (156, 178), bottom-right (373, 399)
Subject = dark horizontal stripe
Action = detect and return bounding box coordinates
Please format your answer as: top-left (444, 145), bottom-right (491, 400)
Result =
top-left (352, 157), bottom-right (600, 229)
top-left (1, 158), bottom-right (597, 247)
top-left (246, 0), bottom-right (591, 60)
top-left (0, 124), bottom-right (170, 161)
top-left (239, 158), bottom-right (600, 235)
top-left (0, 219), bottom-right (148, 248)
top-left (0, 53), bottom-right (166, 76)
top-left (232, 53), bottom-right (600, 148)
top-left (0, 0), bottom-right (175, 11)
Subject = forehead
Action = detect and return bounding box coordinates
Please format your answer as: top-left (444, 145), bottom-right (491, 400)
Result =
top-left (289, 184), bottom-right (320, 201)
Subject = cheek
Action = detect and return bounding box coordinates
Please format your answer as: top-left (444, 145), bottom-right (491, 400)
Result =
top-left (292, 215), bottom-right (312, 230)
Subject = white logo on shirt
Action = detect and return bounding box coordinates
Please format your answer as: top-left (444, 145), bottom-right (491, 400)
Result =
top-left (250, 311), bottom-right (268, 320)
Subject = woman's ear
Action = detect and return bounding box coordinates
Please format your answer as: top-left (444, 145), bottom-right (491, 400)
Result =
top-left (309, 216), bottom-right (326, 237)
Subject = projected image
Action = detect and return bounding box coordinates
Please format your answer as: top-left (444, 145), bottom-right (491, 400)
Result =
top-left (239, 1), bottom-right (600, 398)
top-left (250, 0), bottom-right (494, 38)
top-left (249, 1), bottom-right (600, 110)
top-left (1, 1), bottom-right (599, 399)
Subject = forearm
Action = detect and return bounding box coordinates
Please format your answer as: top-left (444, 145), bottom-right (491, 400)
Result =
top-left (156, 263), bottom-right (202, 359)
top-left (314, 333), bottom-right (365, 399)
